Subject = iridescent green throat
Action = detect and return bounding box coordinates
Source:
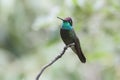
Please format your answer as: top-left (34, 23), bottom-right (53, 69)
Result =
top-left (62, 22), bottom-right (72, 30)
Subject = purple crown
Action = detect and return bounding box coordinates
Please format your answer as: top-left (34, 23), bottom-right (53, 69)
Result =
top-left (64, 17), bottom-right (72, 21)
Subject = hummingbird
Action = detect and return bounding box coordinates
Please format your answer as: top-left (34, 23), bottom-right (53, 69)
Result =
top-left (57, 17), bottom-right (86, 63)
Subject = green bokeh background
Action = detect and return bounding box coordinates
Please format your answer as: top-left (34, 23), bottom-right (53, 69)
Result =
top-left (0, 0), bottom-right (120, 80)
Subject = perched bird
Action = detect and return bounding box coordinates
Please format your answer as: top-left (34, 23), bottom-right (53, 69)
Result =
top-left (57, 17), bottom-right (86, 63)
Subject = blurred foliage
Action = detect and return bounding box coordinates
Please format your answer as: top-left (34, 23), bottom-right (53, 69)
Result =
top-left (0, 0), bottom-right (120, 80)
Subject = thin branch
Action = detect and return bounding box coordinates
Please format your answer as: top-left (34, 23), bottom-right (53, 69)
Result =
top-left (36, 43), bottom-right (75, 80)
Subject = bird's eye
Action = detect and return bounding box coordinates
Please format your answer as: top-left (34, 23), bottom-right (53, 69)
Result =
top-left (69, 20), bottom-right (72, 26)
top-left (69, 20), bottom-right (72, 24)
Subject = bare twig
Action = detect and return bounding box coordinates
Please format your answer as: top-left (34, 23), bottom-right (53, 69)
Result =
top-left (36, 43), bottom-right (75, 80)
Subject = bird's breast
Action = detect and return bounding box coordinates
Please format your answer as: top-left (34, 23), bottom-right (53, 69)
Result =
top-left (60, 29), bottom-right (74, 45)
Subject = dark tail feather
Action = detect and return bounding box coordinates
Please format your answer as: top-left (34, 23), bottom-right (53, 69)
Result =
top-left (77, 50), bottom-right (86, 63)
top-left (74, 37), bottom-right (86, 63)
top-left (71, 45), bottom-right (86, 63)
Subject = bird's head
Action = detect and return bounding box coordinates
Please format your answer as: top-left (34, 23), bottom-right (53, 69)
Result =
top-left (57, 17), bottom-right (73, 26)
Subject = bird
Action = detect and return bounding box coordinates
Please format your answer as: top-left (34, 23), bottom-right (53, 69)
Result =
top-left (57, 17), bottom-right (86, 63)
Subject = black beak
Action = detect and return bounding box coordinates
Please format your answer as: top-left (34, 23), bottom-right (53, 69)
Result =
top-left (57, 17), bottom-right (65, 21)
